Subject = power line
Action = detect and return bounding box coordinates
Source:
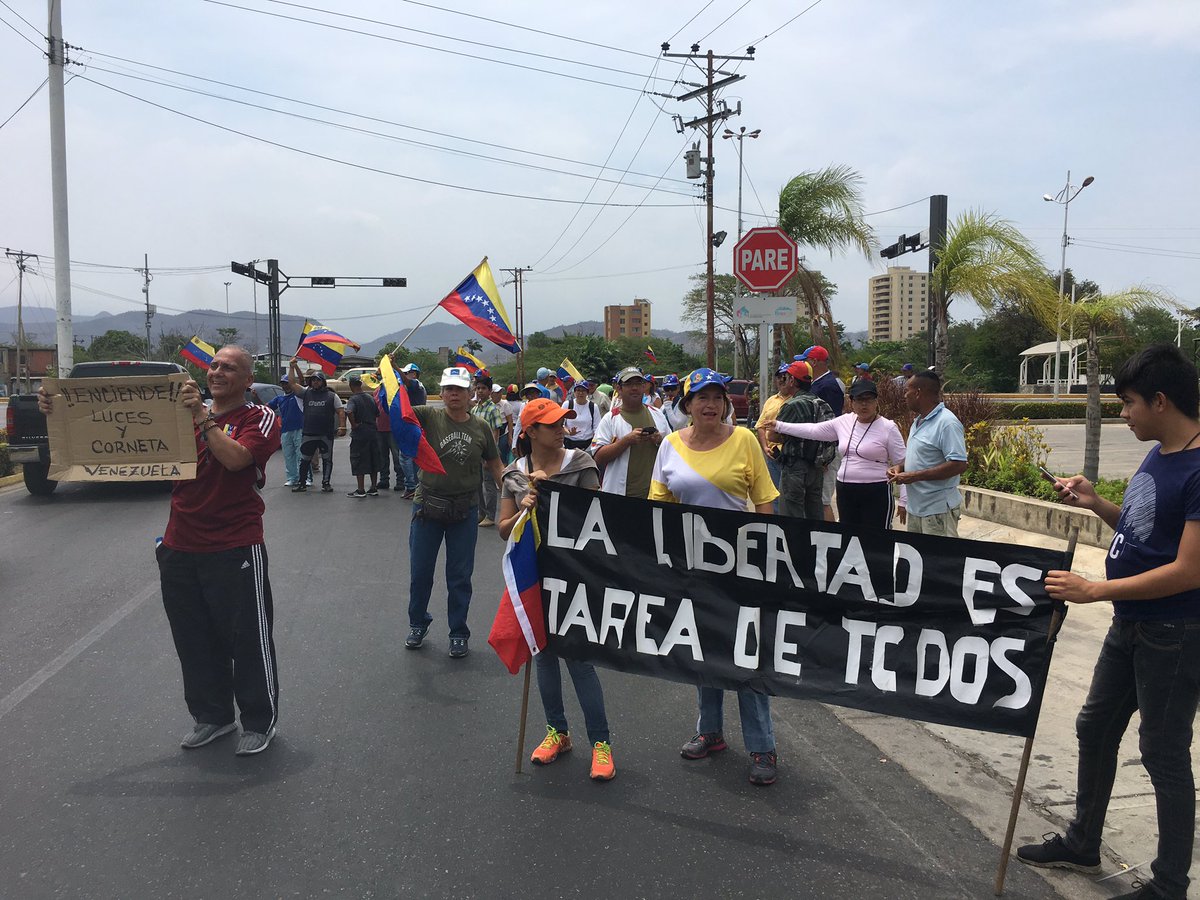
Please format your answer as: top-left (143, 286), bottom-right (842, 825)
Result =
top-left (736, 0), bottom-right (828, 47)
top-left (72, 48), bottom-right (694, 186)
top-left (864, 196), bottom-right (931, 217)
top-left (256, 0), bottom-right (662, 62)
top-left (75, 75), bottom-right (696, 208)
top-left (668, 0), bottom-right (718, 43)
top-left (0, 11), bottom-right (43, 52)
top-left (527, 261), bottom-right (704, 283)
top-left (78, 63), bottom-right (698, 197)
top-left (699, 0), bottom-right (755, 44)
top-left (199, 0), bottom-right (662, 93)
top-left (0, 76), bottom-right (47, 131)
top-left (0, 0), bottom-right (40, 36)
top-left (1071, 240), bottom-right (1200, 260)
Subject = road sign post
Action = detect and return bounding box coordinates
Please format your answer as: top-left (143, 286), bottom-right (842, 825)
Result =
top-left (733, 228), bottom-right (799, 407)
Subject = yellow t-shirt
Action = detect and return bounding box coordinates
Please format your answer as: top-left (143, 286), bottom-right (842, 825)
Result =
top-left (756, 392), bottom-right (788, 454)
top-left (649, 427), bottom-right (779, 511)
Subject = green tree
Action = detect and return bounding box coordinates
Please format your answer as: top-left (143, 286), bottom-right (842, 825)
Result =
top-left (464, 338), bottom-right (484, 355)
top-left (1062, 288), bottom-right (1174, 481)
top-left (216, 326), bottom-right (241, 348)
top-left (930, 210), bottom-right (1050, 373)
top-left (89, 329), bottom-right (147, 360)
top-left (777, 165), bottom-right (875, 364)
top-left (681, 273), bottom-right (756, 374)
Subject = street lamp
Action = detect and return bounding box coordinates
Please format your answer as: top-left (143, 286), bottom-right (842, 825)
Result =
top-left (223, 281), bottom-right (232, 327)
top-left (722, 126), bottom-right (760, 379)
top-left (1043, 171), bottom-right (1094, 400)
top-left (722, 126), bottom-right (761, 239)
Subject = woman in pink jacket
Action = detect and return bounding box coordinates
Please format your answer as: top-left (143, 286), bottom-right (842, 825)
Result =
top-left (763, 378), bottom-right (906, 529)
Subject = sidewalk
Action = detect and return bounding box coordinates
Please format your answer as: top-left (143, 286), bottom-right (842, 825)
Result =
top-left (831, 514), bottom-right (1193, 898)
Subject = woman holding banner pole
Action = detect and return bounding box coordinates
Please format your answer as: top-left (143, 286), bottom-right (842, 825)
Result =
top-left (497, 398), bottom-right (614, 782)
top-left (762, 378), bottom-right (906, 530)
top-left (648, 368), bottom-right (782, 786)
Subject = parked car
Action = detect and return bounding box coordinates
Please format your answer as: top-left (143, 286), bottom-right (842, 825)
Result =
top-left (726, 378), bottom-right (752, 422)
top-left (6, 360), bottom-right (188, 496)
top-left (325, 367), bottom-right (380, 399)
top-left (247, 382), bottom-right (284, 405)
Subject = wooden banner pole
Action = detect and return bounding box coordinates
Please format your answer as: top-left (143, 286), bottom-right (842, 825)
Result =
top-left (994, 528), bottom-right (1077, 895)
top-left (514, 659), bottom-right (532, 774)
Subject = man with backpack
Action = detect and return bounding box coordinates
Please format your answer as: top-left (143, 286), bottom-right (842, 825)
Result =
top-left (774, 361), bottom-right (836, 520)
top-left (562, 381), bottom-right (599, 449)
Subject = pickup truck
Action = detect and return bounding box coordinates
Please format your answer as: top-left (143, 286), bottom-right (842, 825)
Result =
top-left (5, 360), bottom-right (188, 496)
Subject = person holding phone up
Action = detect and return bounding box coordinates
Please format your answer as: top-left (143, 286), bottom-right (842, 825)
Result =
top-left (590, 365), bottom-right (668, 498)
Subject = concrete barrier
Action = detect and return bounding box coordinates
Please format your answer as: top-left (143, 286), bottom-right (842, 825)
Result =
top-left (960, 485), bottom-right (1113, 550)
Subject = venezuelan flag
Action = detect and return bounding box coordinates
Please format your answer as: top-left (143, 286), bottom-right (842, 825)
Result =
top-left (488, 509), bottom-right (545, 675)
top-left (644, 345), bottom-right (658, 365)
top-left (380, 355), bottom-right (445, 475)
top-left (180, 335), bottom-right (216, 369)
top-left (556, 357), bottom-right (583, 393)
top-left (437, 258), bottom-right (521, 354)
top-left (452, 347), bottom-right (485, 373)
top-left (296, 321), bottom-right (359, 374)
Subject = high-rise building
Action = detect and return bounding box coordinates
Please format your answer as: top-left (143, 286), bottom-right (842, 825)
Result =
top-left (603, 297), bottom-right (652, 340)
top-left (868, 266), bottom-right (929, 342)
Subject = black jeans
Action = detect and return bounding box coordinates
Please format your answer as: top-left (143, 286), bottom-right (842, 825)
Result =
top-left (1065, 617), bottom-right (1200, 899)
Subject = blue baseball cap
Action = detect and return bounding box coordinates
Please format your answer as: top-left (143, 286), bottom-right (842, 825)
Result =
top-left (682, 367), bottom-right (731, 400)
top-left (536, 367), bottom-right (552, 379)
top-left (663, 374), bottom-right (680, 388)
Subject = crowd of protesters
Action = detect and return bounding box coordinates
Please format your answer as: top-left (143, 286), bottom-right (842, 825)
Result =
top-left (44, 335), bottom-right (1200, 900)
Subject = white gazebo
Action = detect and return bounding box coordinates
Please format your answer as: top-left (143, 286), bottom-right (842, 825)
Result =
top-left (1019, 339), bottom-right (1087, 393)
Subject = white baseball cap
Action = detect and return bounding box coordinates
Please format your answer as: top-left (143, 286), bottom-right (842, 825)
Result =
top-left (440, 367), bottom-right (472, 389)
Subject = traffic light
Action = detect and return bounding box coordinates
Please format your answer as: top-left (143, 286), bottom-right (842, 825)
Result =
top-left (382, 277), bottom-right (407, 287)
top-left (230, 261), bottom-right (271, 285)
top-left (879, 232), bottom-right (927, 260)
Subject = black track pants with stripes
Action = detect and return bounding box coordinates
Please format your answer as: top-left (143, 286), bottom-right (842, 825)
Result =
top-left (158, 544), bottom-right (279, 735)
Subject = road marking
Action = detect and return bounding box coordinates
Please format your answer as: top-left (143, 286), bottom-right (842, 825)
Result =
top-left (0, 580), bottom-right (159, 722)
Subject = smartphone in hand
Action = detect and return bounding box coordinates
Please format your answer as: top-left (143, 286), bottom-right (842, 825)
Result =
top-left (640, 426), bottom-right (657, 435)
top-left (1038, 465), bottom-right (1079, 500)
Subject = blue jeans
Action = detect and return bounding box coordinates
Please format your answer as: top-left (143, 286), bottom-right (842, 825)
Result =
top-left (697, 686), bottom-right (775, 754)
top-left (1065, 618), bottom-right (1200, 899)
top-left (408, 504), bottom-right (479, 638)
top-left (399, 454), bottom-right (418, 492)
top-left (280, 429), bottom-right (302, 483)
top-left (765, 453), bottom-right (782, 513)
top-left (536, 651), bottom-right (609, 745)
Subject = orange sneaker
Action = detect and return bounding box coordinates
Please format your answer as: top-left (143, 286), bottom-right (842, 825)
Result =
top-left (590, 741), bottom-right (615, 781)
top-left (530, 726), bottom-right (572, 765)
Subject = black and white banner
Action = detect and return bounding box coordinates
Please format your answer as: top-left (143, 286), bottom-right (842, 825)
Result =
top-left (535, 483), bottom-right (1069, 738)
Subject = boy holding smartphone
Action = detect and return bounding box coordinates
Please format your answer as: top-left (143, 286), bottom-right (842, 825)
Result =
top-left (1017, 344), bottom-right (1200, 900)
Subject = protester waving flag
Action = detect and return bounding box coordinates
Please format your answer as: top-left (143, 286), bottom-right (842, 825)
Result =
top-left (556, 357), bottom-right (583, 393)
top-left (180, 335), bottom-right (216, 369)
top-left (437, 258), bottom-right (521, 354)
top-left (380, 355), bottom-right (445, 474)
top-left (297, 321), bottom-right (360, 374)
top-left (644, 345), bottom-right (658, 364)
top-left (452, 346), bottom-right (486, 373)
top-left (488, 509), bottom-right (545, 674)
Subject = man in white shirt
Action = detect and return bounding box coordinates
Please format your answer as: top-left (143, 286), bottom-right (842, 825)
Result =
top-left (563, 381), bottom-right (600, 450)
top-left (591, 366), bottom-right (668, 497)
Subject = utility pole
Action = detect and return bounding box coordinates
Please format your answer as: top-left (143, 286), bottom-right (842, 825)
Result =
top-left (231, 261), bottom-right (406, 377)
top-left (663, 42), bottom-right (754, 368)
top-left (500, 266), bottom-right (531, 384)
top-left (5, 249), bottom-right (38, 393)
top-left (141, 254), bottom-right (154, 359)
top-left (47, 0), bottom-right (74, 373)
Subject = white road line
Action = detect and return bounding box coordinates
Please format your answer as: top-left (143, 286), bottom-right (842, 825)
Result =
top-left (0, 580), bottom-right (159, 722)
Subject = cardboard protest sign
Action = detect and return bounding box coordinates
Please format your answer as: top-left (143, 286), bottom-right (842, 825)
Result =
top-left (45, 373), bottom-right (198, 481)
top-left (535, 482), bottom-right (1068, 738)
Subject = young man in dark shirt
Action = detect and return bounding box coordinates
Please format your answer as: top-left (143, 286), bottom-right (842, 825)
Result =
top-left (1018, 344), bottom-right (1200, 900)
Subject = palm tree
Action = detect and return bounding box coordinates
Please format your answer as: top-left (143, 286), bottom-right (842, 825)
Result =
top-left (930, 210), bottom-right (1051, 374)
top-left (1062, 288), bottom-right (1173, 482)
top-left (777, 165), bottom-right (876, 365)
top-left (464, 338), bottom-right (484, 355)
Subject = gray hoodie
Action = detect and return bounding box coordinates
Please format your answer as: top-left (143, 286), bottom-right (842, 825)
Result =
top-left (500, 448), bottom-right (600, 503)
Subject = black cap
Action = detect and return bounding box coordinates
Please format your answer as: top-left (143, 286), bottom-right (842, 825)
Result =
top-left (849, 378), bottom-right (878, 398)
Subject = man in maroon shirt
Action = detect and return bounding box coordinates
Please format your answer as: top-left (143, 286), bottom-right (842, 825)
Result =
top-left (160, 346), bottom-right (282, 755)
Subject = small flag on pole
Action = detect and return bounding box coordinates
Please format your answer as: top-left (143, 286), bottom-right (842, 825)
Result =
top-left (488, 509), bottom-right (546, 674)
top-left (644, 345), bottom-right (658, 364)
top-left (452, 347), bottom-right (486, 373)
top-left (180, 336), bottom-right (216, 369)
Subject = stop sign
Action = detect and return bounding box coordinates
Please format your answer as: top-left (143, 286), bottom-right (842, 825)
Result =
top-left (733, 227), bottom-right (798, 292)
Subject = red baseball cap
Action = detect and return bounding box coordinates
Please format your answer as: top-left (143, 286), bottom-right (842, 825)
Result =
top-left (786, 361), bottom-right (812, 381)
top-left (799, 345), bottom-right (829, 362)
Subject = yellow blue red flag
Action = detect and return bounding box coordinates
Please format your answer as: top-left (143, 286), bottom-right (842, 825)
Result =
top-left (437, 259), bottom-right (520, 354)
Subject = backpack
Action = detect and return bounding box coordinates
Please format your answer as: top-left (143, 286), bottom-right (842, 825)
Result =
top-left (775, 393), bottom-right (837, 467)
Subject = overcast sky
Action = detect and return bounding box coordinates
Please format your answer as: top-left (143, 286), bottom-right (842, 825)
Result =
top-left (2, 0), bottom-right (1197, 348)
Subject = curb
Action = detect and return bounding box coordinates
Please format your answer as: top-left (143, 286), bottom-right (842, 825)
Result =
top-left (0, 472), bottom-right (24, 489)
top-left (961, 485), bottom-right (1113, 549)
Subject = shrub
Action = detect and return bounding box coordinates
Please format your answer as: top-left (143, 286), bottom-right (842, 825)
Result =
top-left (0, 443), bottom-right (11, 478)
top-left (992, 400), bottom-right (1122, 420)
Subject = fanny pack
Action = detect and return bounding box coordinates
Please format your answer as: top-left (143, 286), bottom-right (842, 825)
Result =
top-left (419, 490), bottom-right (474, 524)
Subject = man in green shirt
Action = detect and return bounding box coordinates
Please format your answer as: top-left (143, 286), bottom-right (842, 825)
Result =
top-left (406, 367), bottom-right (503, 659)
top-left (591, 366), bottom-right (668, 497)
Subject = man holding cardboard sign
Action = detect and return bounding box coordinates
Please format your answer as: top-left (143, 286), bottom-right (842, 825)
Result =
top-left (44, 346), bottom-right (284, 754)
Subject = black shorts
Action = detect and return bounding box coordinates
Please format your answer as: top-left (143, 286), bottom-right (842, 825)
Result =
top-left (349, 432), bottom-right (381, 475)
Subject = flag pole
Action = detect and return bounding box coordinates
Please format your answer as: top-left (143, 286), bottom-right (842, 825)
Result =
top-left (993, 527), bottom-right (1077, 895)
top-left (514, 659), bottom-right (533, 774)
top-left (394, 302), bottom-right (442, 352)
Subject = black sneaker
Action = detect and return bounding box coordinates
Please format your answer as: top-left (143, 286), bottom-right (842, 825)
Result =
top-left (180, 721), bottom-right (236, 749)
top-left (291, 484), bottom-right (307, 493)
top-left (321, 483), bottom-right (333, 493)
top-left (366, 487), bottom-right (379, 497)
top-left (1015, 833), bottom-right (1101, 874)
top-left (379, 482), bottom-right (390, 491)
top-left (1110, 882), bottom-right (1159, 900)
top-left (402, 489), bottom-right (416, 499)
top-left (405, 625), bottom-right (429, 649)
top-left (448, 637), bottom-right (469, 659)
top-left (748, 751), bottom-right (778, 786)
top-left (347, 489), bottom-right (366, 499)
top-left (680, 732), bottom-right (728, 759)
top-left (393, 484), bottom-right (405, 492)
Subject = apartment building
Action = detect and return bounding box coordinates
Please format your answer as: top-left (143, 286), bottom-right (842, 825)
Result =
top-left (868, 267), bottom-right (929, 342)
top-left (603, 297), bottom-right (652, 340)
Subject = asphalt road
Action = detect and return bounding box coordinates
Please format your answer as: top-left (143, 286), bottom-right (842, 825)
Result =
top-left (0, 451), bottom-right (1062, 899)
top-left (1040, 422), bottom-right (1146, 480)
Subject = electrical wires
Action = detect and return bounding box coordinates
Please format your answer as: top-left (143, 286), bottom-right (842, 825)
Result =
top-left (0, 76), bottom-right (47, 130)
